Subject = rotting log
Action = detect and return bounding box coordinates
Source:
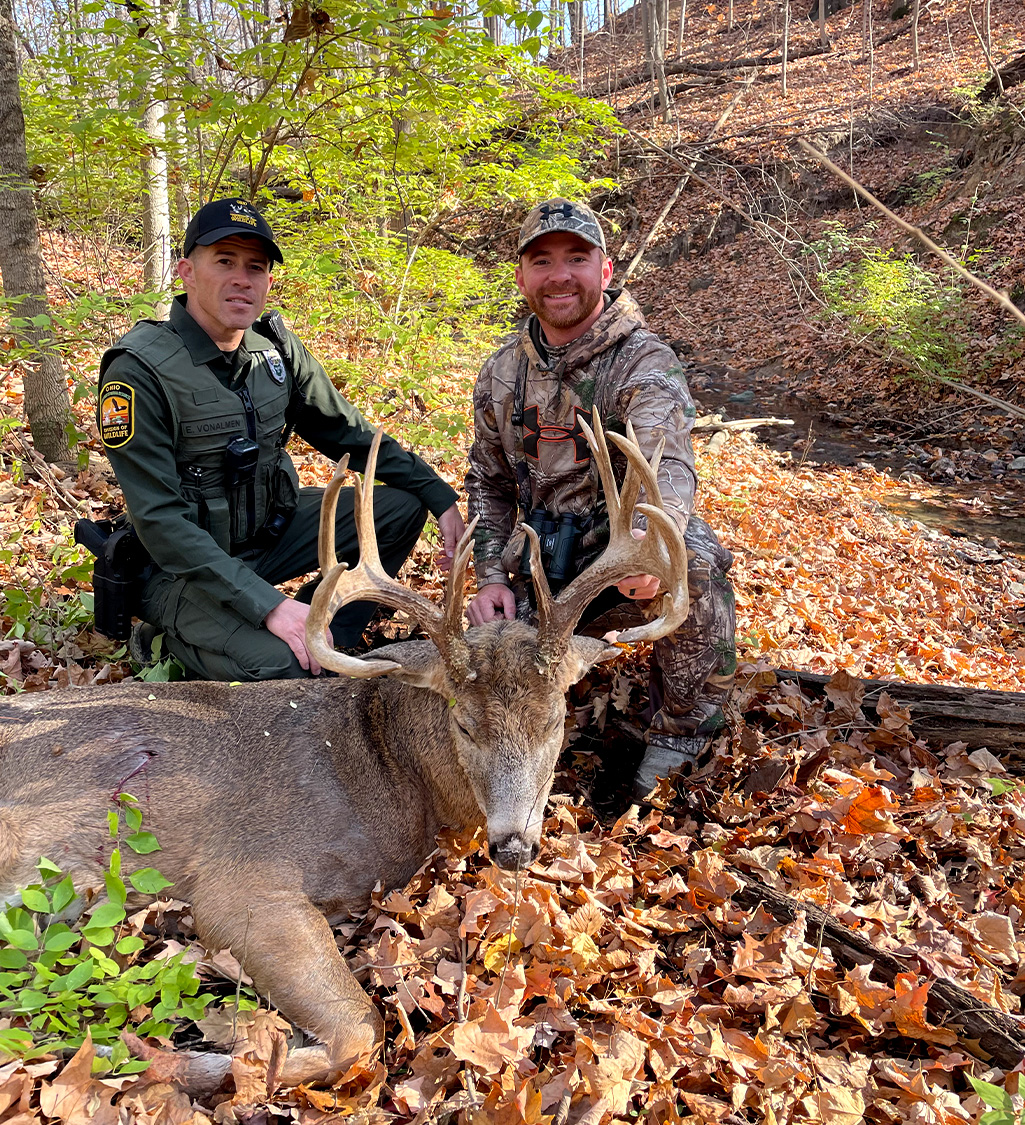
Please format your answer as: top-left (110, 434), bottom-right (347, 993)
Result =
top-left (729, 871), bottom-right (1025, 1069)
top-left (772, 670), bottom-right (1025, 760)
top-left (981, 49), bottom-right (1025, 98)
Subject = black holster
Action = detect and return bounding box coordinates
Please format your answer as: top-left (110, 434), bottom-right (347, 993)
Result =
top-left (73, 518), bottom-right (150, 640)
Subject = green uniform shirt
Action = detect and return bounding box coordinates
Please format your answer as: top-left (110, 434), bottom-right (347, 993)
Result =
top-left (98, 295), bottom-right (456, 628)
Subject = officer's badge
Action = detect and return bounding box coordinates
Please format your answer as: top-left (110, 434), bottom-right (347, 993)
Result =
top-left (99, 382), bottom-right (134, 448)
top-left (264, 348), bottom-right (287, 384)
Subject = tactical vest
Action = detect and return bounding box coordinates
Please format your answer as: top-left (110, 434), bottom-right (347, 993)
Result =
top-left (100, 320), bottom-right (300, 555)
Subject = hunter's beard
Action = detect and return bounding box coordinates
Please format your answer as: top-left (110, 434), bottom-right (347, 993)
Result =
top-left (526, 281), bottom-right (604, 331)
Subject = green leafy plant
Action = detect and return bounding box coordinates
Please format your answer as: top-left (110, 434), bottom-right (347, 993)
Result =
top-left (810, 222), bottom-right (969, 382)
top-left (1, 520), bottom-right (95, 651)
top-left (0, 795), bottom-right (224, 1073)
top-left (967, 1075), bottom-right (1023, 1125)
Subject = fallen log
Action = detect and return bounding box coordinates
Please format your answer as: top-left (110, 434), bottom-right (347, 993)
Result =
top-left (981, 49), bottom-right (1025, 99)
top-left (771, 670), bottom-right (1025, 759)
top-left (729, 871), bottom-right (1025, 1069)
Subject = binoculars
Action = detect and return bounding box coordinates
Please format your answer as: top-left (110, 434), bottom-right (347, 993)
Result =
top-left (519, 508), bottom-right (583, 592)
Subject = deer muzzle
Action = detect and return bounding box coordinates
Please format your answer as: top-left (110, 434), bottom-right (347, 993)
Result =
top-left (490, 832), bottom-right (540, 871)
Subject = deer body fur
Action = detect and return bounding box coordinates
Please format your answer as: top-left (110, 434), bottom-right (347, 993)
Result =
top-left (0, 625), bottom-right (607, 1070)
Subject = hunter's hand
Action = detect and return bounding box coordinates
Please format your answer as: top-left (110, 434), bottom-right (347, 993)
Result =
top-left (265, 597), bottom-right (323, 675)
top-left (436, 504), bottom-right (466, 572)
top-left (616, 529), bottom-right (660, 600)
top-left (466, 583), bottom-right (516, 626)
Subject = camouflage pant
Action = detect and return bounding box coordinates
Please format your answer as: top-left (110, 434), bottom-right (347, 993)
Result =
top-left (540, 516), bottom-right (736, 741)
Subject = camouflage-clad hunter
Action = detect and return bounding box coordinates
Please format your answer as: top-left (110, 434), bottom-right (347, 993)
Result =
top-left (465, 198), bottom-right (736, 797)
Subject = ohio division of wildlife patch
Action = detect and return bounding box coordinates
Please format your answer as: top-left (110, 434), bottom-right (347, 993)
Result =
top-left (100, 381), bottom-right (134, 448)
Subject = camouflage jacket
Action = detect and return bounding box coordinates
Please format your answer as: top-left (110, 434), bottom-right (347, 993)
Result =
top-left (465, 289), bottom-right (698, 588)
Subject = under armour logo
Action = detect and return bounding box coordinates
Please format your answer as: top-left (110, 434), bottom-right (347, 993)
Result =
top-left (522, 405), bottom-right (592, 463)
top-left (539, 202), bottom-right (574, 222)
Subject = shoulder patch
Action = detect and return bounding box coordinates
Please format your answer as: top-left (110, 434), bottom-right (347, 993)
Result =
top-left (264, 348), bottom-right (287, 385)
top-left (100, 381), bottom-right (135, 448)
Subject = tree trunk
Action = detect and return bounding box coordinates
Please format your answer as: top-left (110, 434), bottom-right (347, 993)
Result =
top-left (817, 0), bottom-right (828, 46)
top-left (781, 0), bottom-right (790, 96)
top-left (483, 14), bottom-right (500, 43)
top-left (0, 0), bottom-right (73, 464)
top-left (140, 98), bottom-right (173, 316)
top-left (567, 0), bottom-right (583, 45)
top-left (910, 0), bottom-right (920, 69)
top-left (676, 0), bottom-right (686, 56)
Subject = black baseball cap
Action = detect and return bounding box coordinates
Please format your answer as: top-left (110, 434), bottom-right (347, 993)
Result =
top-left (182, 198), bottom-right (283, 264)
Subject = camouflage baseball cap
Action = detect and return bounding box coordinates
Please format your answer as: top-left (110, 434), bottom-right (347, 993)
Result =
top-left (516, 198), bottom-right (606, 257)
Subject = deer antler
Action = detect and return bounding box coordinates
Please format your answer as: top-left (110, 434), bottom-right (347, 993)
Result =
top-left (306, 430), bottom-right (477, 680)
top-left (531, 412), bottom-right (689, 677)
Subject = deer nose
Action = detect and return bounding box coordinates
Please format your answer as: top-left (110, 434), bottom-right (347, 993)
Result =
top-left (490, 834), bottom-right (539, 871)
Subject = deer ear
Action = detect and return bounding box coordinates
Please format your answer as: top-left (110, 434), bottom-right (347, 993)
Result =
top-left (558, 636), bottom-right (621, 687)
top-left (366, 640), bottom-right (449, 692)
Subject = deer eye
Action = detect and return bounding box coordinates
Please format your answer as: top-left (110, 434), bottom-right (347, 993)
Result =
top-left (454, 718), bottom-right (473, 739)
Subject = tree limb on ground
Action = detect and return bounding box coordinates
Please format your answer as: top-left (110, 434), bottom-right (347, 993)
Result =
top-left (621, 75), bottom-right (729, 118)
top-left (866, 18), bottom-right (913, 50)
top-left (693, 415), bottom-right (796, 432)
top-left (772, 669), bottom-right (1025, 755)
top-left (727, 871), bottom-right (1025, 1069)
top-left (981, 49), bottom-right (1025, 99)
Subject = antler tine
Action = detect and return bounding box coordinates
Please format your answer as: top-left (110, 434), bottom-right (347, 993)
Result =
top-left (317, 454), bottom-right (350, 574)
top-left (306, 429), bottom-right (475, 680)
top-left (533, 411), bottom-right (689, 675)
top-left (440, 517), bottom-right (478, 655)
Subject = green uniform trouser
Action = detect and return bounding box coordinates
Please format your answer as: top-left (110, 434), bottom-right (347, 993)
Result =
top-left (139, 486), bottom-right (427, 681)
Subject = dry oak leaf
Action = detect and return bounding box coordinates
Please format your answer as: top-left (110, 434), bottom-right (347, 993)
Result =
top-left (38, 1035), bottom-right (119, 1125)
top-left (576, 1029), bottom-right (646, 1117)
top-left (839, 784), bottom-right (901, 835)
top-left (118, 1081), bottom-right (213, 1125)
top-left (800, 1085), bottom-right (865, 1125)
top-left (831, 962), bottom-right (894, 1034)
top-left (228, 1009), bottom-right (291, 1105)
top-left (889, 972), bottom-right (959, 1047)
top-left (961, 911), bottom-right (1019, 965)
top-left (0, 1057), bottom-right (57, 1117)
top-left (823, 669), bottom-right (866, 719)
top-left (688, 849), bottom-right (743, 907)
top-left (447, 1004), bottom-right (534, 1071)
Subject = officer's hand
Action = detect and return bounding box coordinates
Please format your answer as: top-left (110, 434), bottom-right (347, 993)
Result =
top-left (466, 583), bottom-right (516, 626)
top-left (616, 529), bottom-right (660, 600)
top-left (436, 504), bottom-right (466, 572)
top-left (265, 597), bottom-right (323, 676)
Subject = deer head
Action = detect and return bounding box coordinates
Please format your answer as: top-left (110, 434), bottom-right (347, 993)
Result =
top-left (306, 413), bottom-right (688, 869)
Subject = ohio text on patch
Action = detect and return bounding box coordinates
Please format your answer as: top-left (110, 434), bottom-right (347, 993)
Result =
top-left (100, 382), bottom-right (135, 448)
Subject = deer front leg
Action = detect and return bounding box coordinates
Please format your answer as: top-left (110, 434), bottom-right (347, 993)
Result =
top-left (190, 877), bottom-right (383, 1069)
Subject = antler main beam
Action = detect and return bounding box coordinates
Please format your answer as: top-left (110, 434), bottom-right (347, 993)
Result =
top-left (306, 431), bottom-right (477, 680)
top-left (532, 412), bottom-right (690, 676)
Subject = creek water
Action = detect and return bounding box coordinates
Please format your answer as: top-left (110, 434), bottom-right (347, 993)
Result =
top-left (691, 372), bottom-right (1025, 559)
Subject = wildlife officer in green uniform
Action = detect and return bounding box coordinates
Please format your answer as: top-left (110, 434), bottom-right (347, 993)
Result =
top-left (98, 198), bottom-right (464, 680)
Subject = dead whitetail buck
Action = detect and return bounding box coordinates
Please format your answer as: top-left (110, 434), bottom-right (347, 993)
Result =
top-left (0, 414), bottom-right (687, 1088)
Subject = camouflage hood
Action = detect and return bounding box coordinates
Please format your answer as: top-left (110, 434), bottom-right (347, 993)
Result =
top-left (466, 287), bottom-right (699, 588)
